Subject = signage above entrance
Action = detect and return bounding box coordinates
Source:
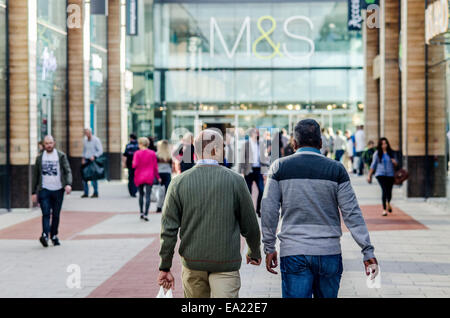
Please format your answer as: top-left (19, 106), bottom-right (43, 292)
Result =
top-left (210, 15), bottom-right (315, 60)
top-left (425, 0), bottom-right (449, 44)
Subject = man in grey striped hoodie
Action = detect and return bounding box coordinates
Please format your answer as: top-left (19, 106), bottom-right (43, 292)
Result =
top-left (261, 119), bottom-right (379, 298)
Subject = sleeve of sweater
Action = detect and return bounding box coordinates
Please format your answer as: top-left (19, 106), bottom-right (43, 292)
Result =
top-left (159, 179), bottom-right (182, 271)
top-left (236, 176), bottom-right (261, 260)
top-left (261, 159), bottom-right (281, 254)
top-left (61, 152), bottom-right (73, 186)
top-left (337, 166), bottom-right (375, 261)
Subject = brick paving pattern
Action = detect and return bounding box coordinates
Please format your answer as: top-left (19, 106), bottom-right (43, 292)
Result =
top-left (0, 177), bottom-right (449, 298)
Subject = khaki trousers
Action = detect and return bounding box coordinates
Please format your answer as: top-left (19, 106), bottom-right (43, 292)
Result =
top-left (181, 266), bottom-right (241, 298)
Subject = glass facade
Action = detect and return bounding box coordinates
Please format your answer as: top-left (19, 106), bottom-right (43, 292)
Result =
top-left (126, 0), bottom-right (156, 139)
top-left (90, 12), bottom-right (108, 144)
top-left (0, 0), bottom-right (7, 209)
top-left (36, 0), bottom-right (68, 151)
top-left (152, 0), bottom-right (364, 140)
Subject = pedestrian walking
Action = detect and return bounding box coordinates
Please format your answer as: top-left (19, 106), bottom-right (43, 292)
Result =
top-left (261, 119), bottom-right (378, 298)
top-left (362, 140), bottom-right (376, 171)
top-left (156, 139), bottom-right (173, 213)
top-left (158, 129), bottom-right (261, 298)
top-left (283, 134), bottom-right (295, 157)
top-left (81, 128), bottom-right (103, 198)
top-left (238, 128), bottom-right (269, 217)
top-left (123, 133), bottom-right (139, 197)
top-left (173, 132), bottom-right (195, 173)
top-left (344, 130), bottom-right (354, 172)
top-left (320, 128), bottom-right (330, 156)
top-left (354, 125), bottom-right (366, 176)
top-left (133, 137), bottom-right (161, 221)
top-left (32, 135), bottom-right (72, 247)
top-left (367, 137), bottom-right (398, 216)
top-left (333, 130), bottom-right (347, 162)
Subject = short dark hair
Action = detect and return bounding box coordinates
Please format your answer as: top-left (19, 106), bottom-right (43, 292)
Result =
top-left (130, 133), bottom-right (137, 140)
top-left (294, 119), bottom-right (322, 148)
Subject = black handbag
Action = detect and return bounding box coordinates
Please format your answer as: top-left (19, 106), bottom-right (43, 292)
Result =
top-left (82, 156), bottom-right (106, 181)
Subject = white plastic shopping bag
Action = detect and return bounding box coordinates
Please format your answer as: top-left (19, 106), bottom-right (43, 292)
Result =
top-left (156, 286), bottom-right (173, 298)
top-left (366, 265), bottom-right (381, 289)
top-left (151, 185), bottom-right (163, 202)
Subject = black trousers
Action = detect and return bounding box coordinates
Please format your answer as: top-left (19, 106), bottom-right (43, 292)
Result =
top-left (244, 167), bottom-right (264, 214)
top-left (138, 184), bottom-right (152, 216)
top-left (38, 188), bottom-right (65, 237)
top-left (128, 168), bottom-right (137, 196)
top-left (355, 151), bottom-right (364, 175)
top-left (376, 176), bottom-right (395, 210)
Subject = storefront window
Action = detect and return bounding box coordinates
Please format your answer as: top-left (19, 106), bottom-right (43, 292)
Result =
top-left (154, 0), bottom-right (364, 139)
top-left (126, 0), bottom-right (156, 139)
top-left (36, 0), bottom-right (68, 152)
top-left (90, 13), bottom-right (108, 144)
top-left (0, 0), bottom-right (8, 209)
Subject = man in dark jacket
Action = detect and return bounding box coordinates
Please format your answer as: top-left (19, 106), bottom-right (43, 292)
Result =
top-left (32, 135), bottom-right (73, 247)
top-left (122, 133), bottom-right (139, 197)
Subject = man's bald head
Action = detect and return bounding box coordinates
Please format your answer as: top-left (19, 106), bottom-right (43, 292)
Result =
top-left (194, 129), bottom-right (224, 162)
top-left (43, 135), bottom-right (55, 153)
top-left (84, 128), bottom-right (92, 139)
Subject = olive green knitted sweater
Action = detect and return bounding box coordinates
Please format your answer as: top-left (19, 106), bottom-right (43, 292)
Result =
top-left (159, 164), bottom-right (261, 272)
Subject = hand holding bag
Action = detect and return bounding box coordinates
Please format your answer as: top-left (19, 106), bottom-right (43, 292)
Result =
top-left (156, 286), bottom-right (173, 298)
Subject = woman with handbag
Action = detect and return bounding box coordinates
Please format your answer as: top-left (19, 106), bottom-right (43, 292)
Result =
top-left (367, 137), bottom-right (398, 216)
top-left (132, 137), bottom-right (161, 221)
top-left (156, 140), bottom-right (174, 213)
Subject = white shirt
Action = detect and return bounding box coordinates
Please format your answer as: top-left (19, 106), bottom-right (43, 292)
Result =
top-left (347, 138), bottom-right (354, 156)
top-left (334, 135), bottom-right (347, 151)
top-left (42, 150), bottom-right (62, 191)
top-left (355, 130), bottom-right (366, 152)
top-left (250, 139), bottom-right (260, 168)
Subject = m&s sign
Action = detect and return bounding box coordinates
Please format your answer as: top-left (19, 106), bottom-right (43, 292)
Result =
top-left (210, 16), bottom-right (315, 60)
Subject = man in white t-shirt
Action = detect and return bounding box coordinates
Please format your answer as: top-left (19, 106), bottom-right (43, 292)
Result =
top-left (354, 125), bottom-right (366, 176)
top-left (32, 135), bottom-right (73, 247)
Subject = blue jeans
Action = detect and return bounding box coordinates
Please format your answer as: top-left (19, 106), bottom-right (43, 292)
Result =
top-left (38, 188), bottom-right (65, 237)
top-left (280, 254), bottom-right (343, 298)
top-left (335, 150), bottom-right (345, 162)
top-left (83, 180), bottom-right (98, 195)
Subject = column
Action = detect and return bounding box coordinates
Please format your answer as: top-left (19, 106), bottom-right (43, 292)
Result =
top-left (380, 0), bottom-right (400, 150)
top-left (68, 0), bottom-right (89, 190)
top-left (107, 0), bottom-right (127, 180)
top-left (8, 0), bottom-right (37, 208)
top-left (363, 9), bottom-right (380, 144)
top-left (401, 0), bottom-right (446, 197)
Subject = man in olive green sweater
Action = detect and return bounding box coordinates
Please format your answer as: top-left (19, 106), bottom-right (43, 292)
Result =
top-left (158, 129), bottom-right (262, 298)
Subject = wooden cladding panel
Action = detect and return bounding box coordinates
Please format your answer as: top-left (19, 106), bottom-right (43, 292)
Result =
top-left (363, 10), bottom-right (380, 144)
top-left (402, 0), bottom-right (426, 156)
top-left (9, 1), bottom-right (30, 165)
top-left (428, 44), bottom-right (446, 156)
top-left (107, 0), bottom-right (125, 154)
top-left (68, 0), bottom-right (85, 157)
top-left (380, 0), bottom-right (400, 150)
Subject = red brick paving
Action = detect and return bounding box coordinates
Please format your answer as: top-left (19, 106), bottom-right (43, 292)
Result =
top-left (344, 205), bottom-right (428, 232)
top-left (0, 212), bottom-right (116, 240)
top-left (73, 233), bottom-right (157, 240)
top-left (88, 240), bottom-right (184, 298)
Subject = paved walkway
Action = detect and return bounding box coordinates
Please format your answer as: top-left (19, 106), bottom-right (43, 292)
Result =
top-left (1, 176), bottom-right (450, 298)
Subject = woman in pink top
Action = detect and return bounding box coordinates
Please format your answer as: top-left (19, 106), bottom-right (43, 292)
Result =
top-left (132, 137), bottom-right (161, 221)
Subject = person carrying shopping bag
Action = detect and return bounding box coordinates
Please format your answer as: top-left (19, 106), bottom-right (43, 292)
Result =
top-left (156, 140), bottom-right (174, 213)
top-left (132, 137), bottom-right (161, 221)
